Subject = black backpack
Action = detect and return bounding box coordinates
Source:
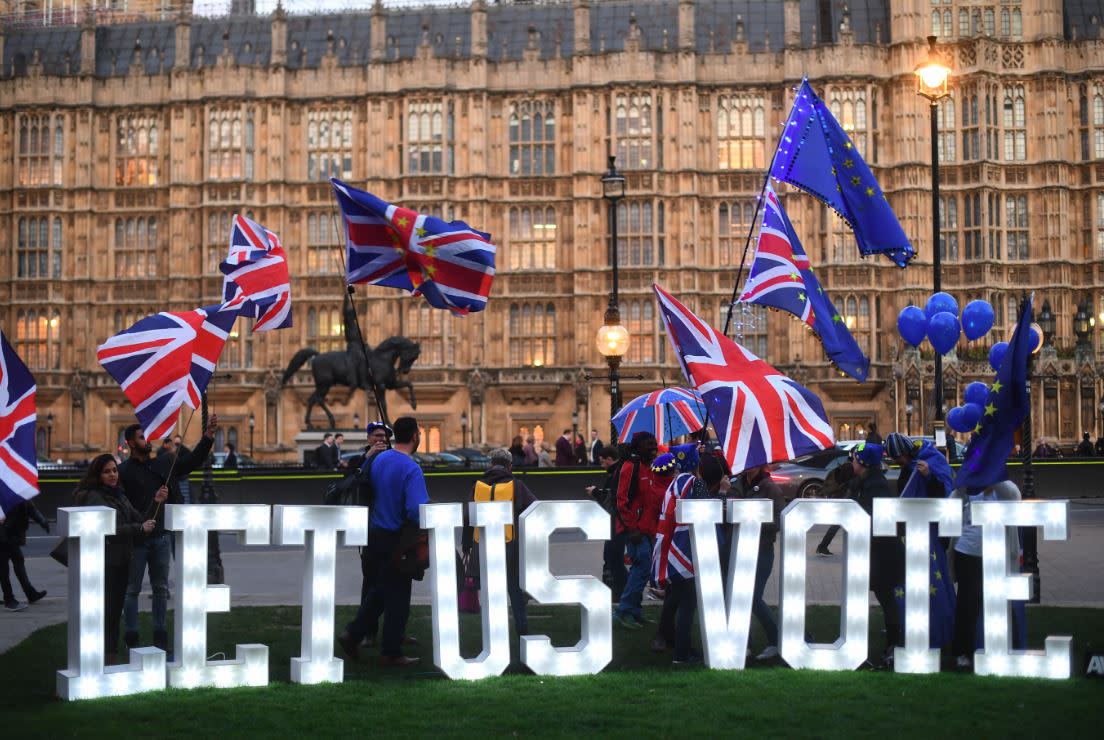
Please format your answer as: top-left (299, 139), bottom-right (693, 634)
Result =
top-left (323, 451), bottom-right (380, 507)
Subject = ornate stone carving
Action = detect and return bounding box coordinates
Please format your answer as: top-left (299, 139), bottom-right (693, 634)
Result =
top-left (69, 369), bottom-right (87, 409)
top-left (467, 366), bottom-right (487, 405)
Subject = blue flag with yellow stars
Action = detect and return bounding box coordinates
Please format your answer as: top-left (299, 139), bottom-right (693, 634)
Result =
top-left (771, 79), bottom-right (915, 268)
top-left (955, 296), bottom-right (1032, 490)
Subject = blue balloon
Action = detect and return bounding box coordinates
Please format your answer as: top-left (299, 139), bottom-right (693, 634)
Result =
top-left (946, 406), bottom-right (970, 433)
top-left (1029, 326), bottom-right (1042, 352)
top-left (897, 305), bottom-right (928, 348)
top-left (961, 299), bottom-right (995, 341)
top-left (960, 402), bottom-right (984, 431)
top-left (989, 341), bottom-right (1009, 371)
top-left (928, 311), bottom-right (961, 355)
top-left (925, 292), bottom-right (959, 321)
top-left (964, 381), bottom-right (990, 407)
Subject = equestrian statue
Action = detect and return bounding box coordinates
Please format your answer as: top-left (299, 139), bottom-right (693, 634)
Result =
top-left (281, 297), bottom-right (421, 429)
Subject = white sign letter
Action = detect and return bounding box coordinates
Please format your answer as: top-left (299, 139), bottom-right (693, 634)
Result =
top-left (166, 504), bottom-right (270, 689)
top-left (972, 500), bottom-right (1071, 678)
top-left (56, 507), bottom-right (166, 700)
top-left (872, 498), bottom-right (962, 673)
top-left (422, 501), bottom-right (512, 679)
top-left (677, 498), bottom-right (772, 669)
top-left (519, 500), bottom-right (612, 676)
top-left (273, 505), bottom-right (369, 684)
top-left (780, 500), bottom-right (870, 670)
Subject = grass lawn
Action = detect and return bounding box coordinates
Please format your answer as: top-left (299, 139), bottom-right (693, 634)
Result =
top-left (2, 603), bottom-right (1103, 738)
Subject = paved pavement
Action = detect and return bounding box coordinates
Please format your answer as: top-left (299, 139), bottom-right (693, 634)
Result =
top-left (3, 502), bottom-right (1103, 655)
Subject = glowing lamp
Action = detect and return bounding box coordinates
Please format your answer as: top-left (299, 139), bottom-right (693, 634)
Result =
top-left (914, 36), bottom-right (951, 101)
top-left (596, 323), bottom-right (630, 357)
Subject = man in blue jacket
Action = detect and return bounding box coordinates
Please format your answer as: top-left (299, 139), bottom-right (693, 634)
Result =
top-left (339, 416), bottom-right (429, 667)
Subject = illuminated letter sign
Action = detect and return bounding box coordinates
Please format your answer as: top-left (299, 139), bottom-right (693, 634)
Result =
top-left (678, 498), bottom-right (771, 670)
top-left (273, 505), bottom-right (369, 684)
top-left (779, 500), bottom-right (871, 671)
top-left (166, 504), bottom-right (271, 689)
top-left (55, 507), bottom-right (167, 700)
top-left (518, 500), bottom-right (612, 676)
top-left (422, 501), bottom-right (512, 679)
top-left (972, 500), bottom-right (1071, 678)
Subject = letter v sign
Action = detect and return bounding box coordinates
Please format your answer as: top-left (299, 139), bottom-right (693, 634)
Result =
top-left (677, 498), bottom-right (773, 670)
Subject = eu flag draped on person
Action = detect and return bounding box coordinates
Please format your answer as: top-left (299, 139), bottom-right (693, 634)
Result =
top-left (95, 305), bottom-right (238, 441)
top-left (220, 214), bottom-right (293, 332)
top-left (653, 284), bottom-right (834, 475)
top-left (771, 79), bottom-right (915, 268)
top-left (897, 439), bottom-right (957, 648)
top-left (330, 178), bottom-right (496, 316)
top-left (739, 184), bottom-right (870, 381)
top-left (955, 296), bottom-right (1033, 490)
top-left (0, 330), bottom-right (38, 517)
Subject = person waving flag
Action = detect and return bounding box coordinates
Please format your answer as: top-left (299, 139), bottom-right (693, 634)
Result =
top-left (220, 214), bottom-right (293, 332)
top-left (0, 330), bottom-right (38, 517)
top-left (331, 178), bottom-right (496, 316)
top-left (654, 284), bottom-right (834, 475)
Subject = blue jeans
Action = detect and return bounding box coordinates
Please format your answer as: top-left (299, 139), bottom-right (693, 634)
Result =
top-left (752, 544), bottom-right (778, 646)
top-left (125, 532), bottom-right (171, 634)
top-left (616, 536), bottom-right (652, 621)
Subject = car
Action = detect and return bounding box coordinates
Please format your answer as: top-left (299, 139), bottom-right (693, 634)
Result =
top-left (412, 452), bottom-right (448, 469)
top-left (838, 436), bottom-right (968, 459)
top-left (211, 452), bottom-right (256, 469)
top-left (36, 454), bottom-right (68, 471)
top-left (432, 451), bottom-right (467, 468)
top-left (765, 446), bottom-right (903, 501)
top-left (445, 447), bottom-right (492, 470)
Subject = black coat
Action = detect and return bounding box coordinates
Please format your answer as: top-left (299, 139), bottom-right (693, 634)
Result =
top-left (855, 466), bottom-right (905, 591)
top-left (74, 486), bottom-right (154, 567)
top-left (118, 435), bottom-right (213, 534)
top-left (1, 501), bottom-right (47, 546)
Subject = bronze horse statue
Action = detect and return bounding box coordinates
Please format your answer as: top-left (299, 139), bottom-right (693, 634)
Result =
top-left (281, 336), bottom-right (421, 429)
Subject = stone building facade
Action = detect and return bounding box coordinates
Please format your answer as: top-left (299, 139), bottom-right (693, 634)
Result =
top-left (2, 0), bottom-right (1103, 460)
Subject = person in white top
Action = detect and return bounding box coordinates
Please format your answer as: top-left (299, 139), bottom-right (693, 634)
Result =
top-left (951, 480), bottom-right (1022, 670)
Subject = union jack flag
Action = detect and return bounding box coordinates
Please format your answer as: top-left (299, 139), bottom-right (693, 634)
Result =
top-left (0, 330), bottom-right (37, 517)
top-left (739, 185), bottom-right (869, 382)
top-left (331, 178), bottom-right (496, 316)
top-left (96, 305), bottom-right (237, 441)
top-left (652, 472), bottom-right (697, 586)
top-left (654, 284), bottom-right (834, 475)
top-left (220, 214), bottom-right (293, 332)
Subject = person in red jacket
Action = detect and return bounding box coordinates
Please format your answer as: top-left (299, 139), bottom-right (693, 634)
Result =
top-left (612, 432), bottom-right (664, 629)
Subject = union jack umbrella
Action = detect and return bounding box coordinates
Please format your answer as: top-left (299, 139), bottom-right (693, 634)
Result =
top-left (612, 387), bottom-right (707, 445)
top-left (0, 329), bottom-right (38, 517)
top-left (654, 283), bottom-right (834, 475)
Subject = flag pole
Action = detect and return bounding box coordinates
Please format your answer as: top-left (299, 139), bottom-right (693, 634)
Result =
top-left (722, 88), bottom-right (795, 338)
top-left (332, 205), bottom-right (392, 435)
top-left (153, 404), bottom-right (197, 520)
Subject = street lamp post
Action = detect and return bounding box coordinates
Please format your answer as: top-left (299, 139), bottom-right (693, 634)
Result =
top-left (46, 412), bottom-right (54, 458)
top-left (1098, 399), bottom-right (1104, 438)
top-left (1020, 294), bottom-right (1046, 604)
top-left (916, 35), bottom-right (951, 440)
top-left (597, 156), bottom-right (630, 445)
top-left (571, 409), bottom-right (580, 464)
top-left (248, 413), bottom-right (255, 458)
top-left (460, 411), bottom-right (469, 448)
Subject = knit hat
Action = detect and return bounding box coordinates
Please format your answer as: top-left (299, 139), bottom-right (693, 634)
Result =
top-left (671, 443), bottom-right (700, 473)
top-left (651, 452), bottom-right (677, 475)
top-left (884, 432), bottom-right (915, 459)
top-left (854, 442), bottom-right (885, 468)
top-left (366, 421), bottom-right (394, 438)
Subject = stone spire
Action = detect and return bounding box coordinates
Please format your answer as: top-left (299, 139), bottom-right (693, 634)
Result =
top-left (573, 0), bottom-right (591, 55)
top-left (678, 0), bottom-right (694, 51)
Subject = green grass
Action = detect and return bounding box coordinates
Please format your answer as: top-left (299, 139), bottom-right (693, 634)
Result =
top-left (3, 604), bottom-right (1103, 737)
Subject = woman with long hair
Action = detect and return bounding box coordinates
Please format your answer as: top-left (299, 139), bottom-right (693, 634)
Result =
top-left (74, 453), bottom-right (165, 664)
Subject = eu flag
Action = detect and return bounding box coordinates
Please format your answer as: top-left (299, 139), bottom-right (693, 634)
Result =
top-left (771, 80), bottom-right (915, 268)
top-left (954, 296), bottom-right (1033, 490)
top-left (739, 185), bottom-right (870, 381)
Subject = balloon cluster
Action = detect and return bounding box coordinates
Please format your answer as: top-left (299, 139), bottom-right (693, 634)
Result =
top-left (897, 293), bottom-right (1001, 435)
top-left (897, 292), bottom-right (996, 355)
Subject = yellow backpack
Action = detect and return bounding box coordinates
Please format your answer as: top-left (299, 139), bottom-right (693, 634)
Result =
top-left (473, 479), bottom-right (515, 543)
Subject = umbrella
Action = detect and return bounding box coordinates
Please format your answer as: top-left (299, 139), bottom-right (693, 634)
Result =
top-left (612, 387), bottom-right (708, 444)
